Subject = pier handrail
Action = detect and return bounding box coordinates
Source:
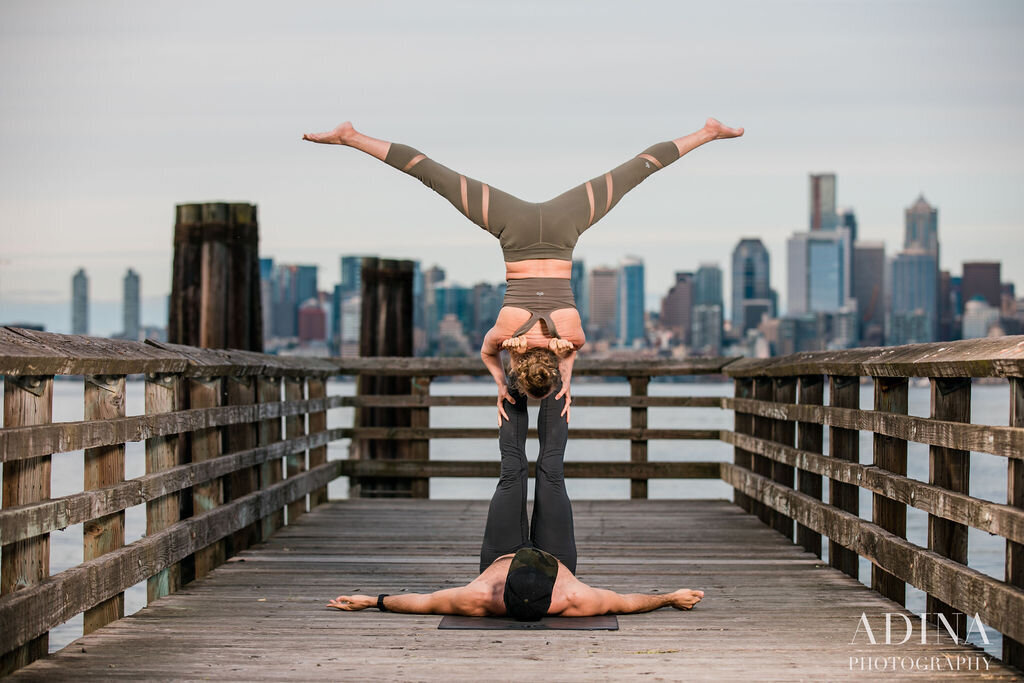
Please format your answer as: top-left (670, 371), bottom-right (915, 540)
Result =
top-left (1, 326), bottom-right (1023, 674)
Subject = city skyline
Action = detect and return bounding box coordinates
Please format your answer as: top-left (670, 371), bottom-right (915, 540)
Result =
top-left (1, 1), bottom-right (1022, 325)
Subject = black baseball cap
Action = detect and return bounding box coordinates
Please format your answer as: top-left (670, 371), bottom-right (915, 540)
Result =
top-left (503, 547), bottom-right (559, 621)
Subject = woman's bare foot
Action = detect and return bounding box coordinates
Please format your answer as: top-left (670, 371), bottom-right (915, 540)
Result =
top-left (670, 589), bottom-right (704, 610)
top-left (302, 121), bottom-right (355, 145)
top-left (703, 118), bottom-right (744, 140)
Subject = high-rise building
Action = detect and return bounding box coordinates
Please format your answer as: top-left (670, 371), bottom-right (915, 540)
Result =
top-left (787, 229), bottom-right (852, 316)
top-left (72, 268), bottom-right (89, 335)
top-left (809, 173), bottom-right (837, 231)
top-left (295, 265), bottom-right (318, 307)
top-left (962, 299), bottom-right (1000, 339)
top-left (889, 249), bottom-right (938, 345)
top-left (660, 272), bottom-right (694, 344)
top-left (617, 257), bottom-right (645, 348)
top-left (694, 263), bottom-right (723, 308)
top-left (340, 256), bottom-right (365, 296)
top-left (260, 258), bottom-right (274, 344)
top-left (904, 195), bottom-right (939, 253)
top-left (588, 266), bottom-right (618, 341)
top-left (691, 304), bottom-right (723, 356)
top-left (853, 242), bottom-right (885, 346)
top-left (837, 207), bottom-right (858, 244)
top-left (471, 282), bottom-right (504, 346)
top-left (961, 261), bottom-right (1001, 308)
top-left (123, 268), bottom-right (140, 341)
top-left (298, 299), bottom-right (327, 343)
top-left (571, 260), bottom-right (588, 328)
top-left (269, 264), bottom-right (317, 339)
top-left (731, 238), bottom-right (773, 335)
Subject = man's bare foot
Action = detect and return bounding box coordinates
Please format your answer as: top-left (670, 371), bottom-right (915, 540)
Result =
top-left (703, 118), bottom-right (744, 140)
top-left (670, 589), bottom-right (704, 610)
top-left (302, 121), bottom-right (355, 145)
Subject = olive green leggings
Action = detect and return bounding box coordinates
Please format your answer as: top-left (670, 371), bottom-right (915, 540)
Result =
top-left (383, 139), bottom-right (682, 261)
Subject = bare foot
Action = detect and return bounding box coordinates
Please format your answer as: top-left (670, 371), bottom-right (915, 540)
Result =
top-left (302, 121), bottom-right (355, 145)
top-left (670, 589), bottom-right (704, 610)
top-left (703, 118), bottom-right (744, 140)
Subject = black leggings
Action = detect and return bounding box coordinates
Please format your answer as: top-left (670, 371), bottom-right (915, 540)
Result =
top-left (479, 379), bottom-right (576, 573)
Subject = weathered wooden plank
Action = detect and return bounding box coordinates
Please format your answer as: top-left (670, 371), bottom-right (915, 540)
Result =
top-left (722, 431), bottom-right (1024, 544)
top-left (284, 377), bottom-right (307, 524)
top-left (828, 376), bottom-right (859, 579)
top-left (0, 328), bottom-right (187, 377)
top-left (872, 377), bottom-right (908, 606)
top-left (190, 377), bottom-right (224, 579)
top-left (0, 429), bottom-right (343, 546)
top-left (338, 427), bottom-right (722, 440)
top-left (341, 395), bottom-right (724, 408)
top-left (731, 378), bottom-right (754, 514)
top-left (795, 375), bottom-right (823, 558)
top-left (0, 375), bottom-right (52, 675)
top-left (0, 395), bottom-right (346, 463)
top-left (335, 357), bottom-right (738, 377)
top-left (82, 375), bottom-right (126, 634)
top-left (407, 376), bottom-right (430, 500)
top-left (336, 460), bottom-right (722, 479)
top-left (750, 379), bottom-right (773, 526)
top-left (770, 377), bottom-right (795, 539)
top-left (307, 379), bottom-right (329, 506)
top-left (225, 375), bottom-right (260, 555)
top-left (144, 374), bottom-right (181, 605)
top-left (258, 377), bottom-right (284, 540)
top-left (629, 376), bottom-right (650, 500)
top-left (927, 377), bottom-right (971, 638)
top-left (1006, 376), bottom-right (1024, 670)
top-left (721, 462), bottom-right (1024, 644)
top-left (724, 396), bottom-right (1024, 460)
top-left (0, 461), bottom-right (342, 656)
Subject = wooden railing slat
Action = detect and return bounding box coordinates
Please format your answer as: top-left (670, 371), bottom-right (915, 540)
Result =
top-left (337, 459), bottom-right (722, 479)
top-left (284, 377), bottom-right (307, 524)
top-left (732, 378), bottom-right (754, 514)
top-left (258, 377), bottom-right (284, 540)
top-left (770, 377), bottom-right (796, 539)
top-left (828, 376), bottom-right (859, 579)
top-left (630, 376), bottom-right (650, 500)
top-left (190, 377), bottom-right (224, 579)
top-left (872, 377), bottom-right (908, 605)
top-left (144, 373), bottom-right (182, 604)
top-left (795, 375), bottom-right (823, 558)
top-left (341, 395), bottom-right (724, 408)
top-left (1006, 376), bottom-right (1024, 670)
top-left (338, 427), bottom-right (721, 440)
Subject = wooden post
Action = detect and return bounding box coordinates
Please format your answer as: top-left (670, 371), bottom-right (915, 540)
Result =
top-left (308, 378), bottom-right (329, 508)
top-left (771, 377), bottom-right (796, 540)
top-left (751, 378), bottom-right (773, 525)
top-left (225, 374), bottom-right (259, 554)
top-left (190, 377), bottom-right (225, 579)
top-left (629, 375), bottom-right (650, 500)
top-left (169, 202), bottom-right (262, 351)
top-left (927, 377), bottom-right (970, 637)
top-left (732, 378), bottom-right (754, 513)
top-left (409, 376), bottom-right (432, 499)
top-left (258, 376), bottom-right (285, 540)
top-left (145, 373), bottom-right (182, 603)
top-left (1, 375), bottom-right (52, 675)
top-left (83, 375), bottom-right (126, 632)
top-left (872, 377), bottom-right (908, 605)
top-left (829, 375), bottom-right (859, 579)
top-left (796, 375), bottom-right (824, 557)
top-left (285, 376), bottom-right (307, 523)
top-left (1005, 376), bottom-right (1024, 670)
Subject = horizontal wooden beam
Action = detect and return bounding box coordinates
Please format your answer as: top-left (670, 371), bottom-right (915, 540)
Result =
top-left (0, 429), bottom-right (344, 545)
top-left (337, 459), bottom-right (722, 479)
top-left (0, 396), bottom-right (346, 462)
top-left (726, 397), bottom-right (1024, 460)
top-left (722, 431), bottom-right (1024, 545)
top-left (341, 395), bottom-right (724, 408)
top-left (721, 462), bottom-right (1024, 644)
top-left (334, 357), bottom-right (737, 377)
top-left (0, 460), bottom-right (340, 655)
top-left (341, 427), bottom-right (722, 440)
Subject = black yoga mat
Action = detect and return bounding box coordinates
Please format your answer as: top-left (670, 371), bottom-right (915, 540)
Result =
top-left (438, 615), bottom-right (618, 630)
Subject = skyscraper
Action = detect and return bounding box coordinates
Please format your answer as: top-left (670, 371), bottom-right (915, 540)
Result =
top-left (904, 195), bottom-right (939, 253)
top-left (787, 229), bottom-right (852, 316)
top-left (694, 263), bottom-right (724, 308)
top-left (809, 173), bottom-right (837, 231)
top-left (889, 249), bottom-right (938, 345)
top-left (588, 267), bottom-right (618, 341)
top-left (340, 256), bottom-right (365, 297)
top-left (852, 242), bottom-right (885, 346)
top-left (617, 257), bottom-right (645, 348)
top-left (961, 261), bottom-right (1001, 308)
top-left (72, 268), bottom-right (89, 335)
top-left (123, 268), bottom-right (140, 341)
top-left (571, 260), bottom-right (588, 328)
top-left (731, 238), bottom-right (773, 335)
top-left (691, 304), bottom-right (723, 356)
top-left (837, 207), bottom-right (858, 243)
top-left (660, 272), bottom-right (694, 344)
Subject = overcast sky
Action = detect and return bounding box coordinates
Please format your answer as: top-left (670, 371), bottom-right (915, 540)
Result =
top-left (1, 0), bottom-right (1022, 335)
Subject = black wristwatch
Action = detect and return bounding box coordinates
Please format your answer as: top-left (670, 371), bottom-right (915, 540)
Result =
top-left (377, 594), bottom-right (389, 612)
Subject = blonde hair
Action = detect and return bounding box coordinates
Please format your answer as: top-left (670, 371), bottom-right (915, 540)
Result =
top-left (509, 348), bottom-right (559, 398)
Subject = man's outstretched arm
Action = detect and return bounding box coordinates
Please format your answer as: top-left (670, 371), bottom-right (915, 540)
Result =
top-left (328, 585), bottom-right (491, 616)
top-left (559, 587), bottom-right (703, 617)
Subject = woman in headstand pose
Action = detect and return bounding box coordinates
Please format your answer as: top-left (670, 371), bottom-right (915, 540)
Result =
top-left (304, 120), bottom-right (742, 572)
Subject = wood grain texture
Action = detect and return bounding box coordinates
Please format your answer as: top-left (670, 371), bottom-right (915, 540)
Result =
top-left (284, 378), bottom-right (307, 524)
top-left (770, 377), bottom-right (796, 539)
top-left (257, 377), bottom-right (284, 540)
top-left (629, 376), bottom-right (650, 500)
top-left (731, 378), bottom-right (754, 514)
top-left (872, 377), bottom-right (908, 606)
top-left (828, 376), bottom-right (859, 579)
top-left (145, 374), bottom-right (182, 605)
top-left (795, 376), bottom-right (823, 558)
top-left (1005, 376), bottom-right (1024, 670)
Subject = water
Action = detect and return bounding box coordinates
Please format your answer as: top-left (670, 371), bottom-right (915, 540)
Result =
top-left (0, 377), bottom-right (1012, 657)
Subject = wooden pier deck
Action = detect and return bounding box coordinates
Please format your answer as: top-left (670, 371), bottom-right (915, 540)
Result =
top-left (9, 499), bottom-right (1016, 681)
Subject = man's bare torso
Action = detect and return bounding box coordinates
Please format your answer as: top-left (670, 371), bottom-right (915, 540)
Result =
top-left (473, 553), bottom-right (579, 617)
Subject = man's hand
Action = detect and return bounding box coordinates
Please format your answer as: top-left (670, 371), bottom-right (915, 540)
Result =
top-left (497, 384), bottom-right (515, 425)
top-left (327, 595), bottom-right (375, 611)
top-left (547, 338), bottom-right (575, 356)
top-left (501, 336), bottom-right (527, 353)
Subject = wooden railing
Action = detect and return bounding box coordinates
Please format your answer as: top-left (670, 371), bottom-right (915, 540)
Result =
top-left (1, 326), bottom-right (1023, 674)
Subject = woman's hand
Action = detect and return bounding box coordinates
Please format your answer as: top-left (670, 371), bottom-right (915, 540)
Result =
top-left (501, 336), bottom-right (527, 353)
top-left (327, 594), bottom-right (374, 611)
top-left (555, 381), bottom-right (572, 423)
top-left (496, 384), bottom-right (515, 425)
top-left (547, 338), bottom-right (575, 356)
